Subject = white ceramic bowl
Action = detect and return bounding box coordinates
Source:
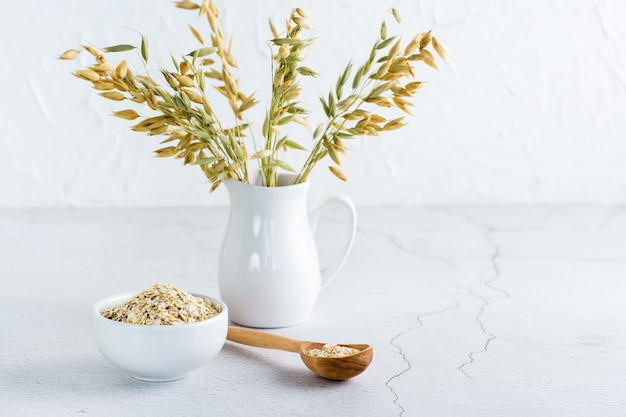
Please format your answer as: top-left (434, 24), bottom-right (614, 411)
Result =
top-left (92, 293), bottom-right (228, 382)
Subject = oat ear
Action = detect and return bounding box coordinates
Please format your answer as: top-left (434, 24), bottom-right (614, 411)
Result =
top-left (61, 1), bottom-right (445, 189)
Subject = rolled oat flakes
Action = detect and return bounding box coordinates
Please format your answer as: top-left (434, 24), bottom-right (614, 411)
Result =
top-left (306, 343), bottom-right (361, 358)
top-left (101, 283), bottom-right (222, 325)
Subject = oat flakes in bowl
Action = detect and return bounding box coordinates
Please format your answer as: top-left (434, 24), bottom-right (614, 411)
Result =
top-left (93, 284), bottom-right (228, 382)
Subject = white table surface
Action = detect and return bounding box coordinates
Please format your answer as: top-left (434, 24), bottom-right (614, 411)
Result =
top-left (1, 206), bottom-right (625, 416)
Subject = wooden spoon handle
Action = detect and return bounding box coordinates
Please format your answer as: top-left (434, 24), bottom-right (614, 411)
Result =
top-left (227, 326), bottom-right (302, 353)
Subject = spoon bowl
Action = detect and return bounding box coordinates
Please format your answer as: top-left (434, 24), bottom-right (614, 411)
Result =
top-left (299, 342), bottom-right (373, 381)
top-left (227, 326), bottom-right (373, 381)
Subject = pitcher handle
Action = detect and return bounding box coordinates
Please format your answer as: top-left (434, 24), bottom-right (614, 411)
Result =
top-left (309, 195), bottom-right (357, 290)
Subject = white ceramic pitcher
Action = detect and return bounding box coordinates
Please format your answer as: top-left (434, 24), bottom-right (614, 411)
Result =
top-left (218, 173), bottom-right (357, 328)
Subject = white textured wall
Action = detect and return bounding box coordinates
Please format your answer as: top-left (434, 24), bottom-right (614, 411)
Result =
top-left (1, 0), bottom-right (625, 207)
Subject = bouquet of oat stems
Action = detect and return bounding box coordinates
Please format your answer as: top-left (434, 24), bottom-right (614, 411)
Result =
top-left (60, 0), bottom-right (446, 189)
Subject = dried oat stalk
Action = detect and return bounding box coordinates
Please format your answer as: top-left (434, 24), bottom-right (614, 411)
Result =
top-left (259, 8), bottom-right (315, 187)
top-left (60, 2), bottom-right (446, 189)
top-left (296, 10), bottom-right (447, 183)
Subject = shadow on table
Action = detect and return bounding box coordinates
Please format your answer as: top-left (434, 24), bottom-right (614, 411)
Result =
top-left (3, 354), bottom-right (196, 400)
top-left (3, 345), bottom-right (348, 402)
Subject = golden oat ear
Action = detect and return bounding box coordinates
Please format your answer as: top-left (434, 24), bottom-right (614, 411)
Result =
top-left (432, 36), bottom-right (449, 62)
top-left (112, 110), bottom-right (139, 121)
top-left (58, 49), bottom-right (81, 60)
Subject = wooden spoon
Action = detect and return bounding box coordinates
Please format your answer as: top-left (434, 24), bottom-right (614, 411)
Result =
top-left (226, 326), bottom-right (373, 381)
